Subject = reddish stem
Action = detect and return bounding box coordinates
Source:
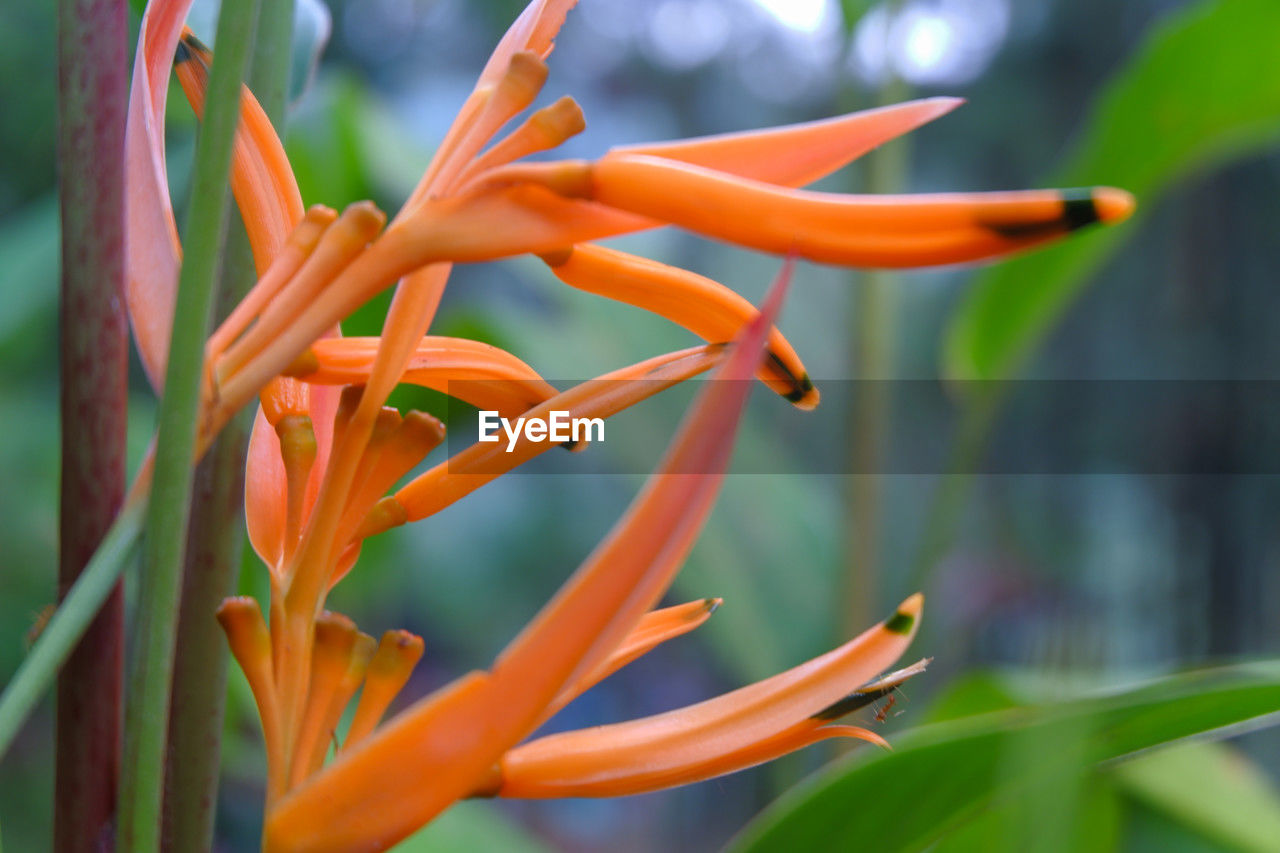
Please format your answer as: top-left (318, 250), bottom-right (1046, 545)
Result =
top-left (55, 0), bottom-right (129, 848)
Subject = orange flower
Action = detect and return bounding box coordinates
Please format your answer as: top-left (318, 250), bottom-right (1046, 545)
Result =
top-left (256, 266), bottom-right (931, 852)
top-left (124, 1), bottom-right (1137, 849)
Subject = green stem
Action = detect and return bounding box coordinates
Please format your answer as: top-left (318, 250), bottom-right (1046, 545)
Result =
top-left (116, 1), bottom-right (262, 849)
top-left (53, 0), bottom-right (129, 848)
top-left (160, 250), bottom-right (253, 852)
top-left (843, 69), bottom-right (911, 636)
top-left (248, 0), bottom-right (295, 120)
top-left (160, 7), bottom-right (292, 846)
top-left (0, 497), bottom-right (145, 758)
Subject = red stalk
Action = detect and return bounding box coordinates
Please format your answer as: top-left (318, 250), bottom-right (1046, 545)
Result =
top-left (55, 0), bottom-right (129, 848)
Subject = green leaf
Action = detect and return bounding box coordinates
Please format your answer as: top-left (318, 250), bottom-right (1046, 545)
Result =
top-left (0, 198), bottom-right (57, 348)
top-left (728, 662), bottom-right (1280, 852)
top-left (920, 670), bottom-right (1021, 723)
top-left (931, 774), bottom-right (1123, 853)
top-left (1114, 742), bottom-right (1280, 853)
top-left (392, 802), bottom-right (551, 853)
top-left (944, 0), bottom-right (1280, 381)
top-left (839, 0), bottom-right (876, 36)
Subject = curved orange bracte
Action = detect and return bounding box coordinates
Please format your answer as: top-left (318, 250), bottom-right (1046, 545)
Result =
top-left (543, 243), bottom-right (816, 407)
top-left (490, 596), bottom-right (922, 798)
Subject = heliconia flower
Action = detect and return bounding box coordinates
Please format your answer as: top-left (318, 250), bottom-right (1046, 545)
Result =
top-left (120, 0), bottom-right (1138, 847)
top-left (259, 262), bottom-right (928, 853)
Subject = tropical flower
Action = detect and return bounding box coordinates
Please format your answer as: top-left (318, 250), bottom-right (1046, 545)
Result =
top-left (123, 0), bottom-right (1135, 850)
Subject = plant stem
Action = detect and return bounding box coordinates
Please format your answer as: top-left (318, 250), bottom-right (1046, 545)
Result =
top-left (53, 0), bottom-right (129, 848)
top-left (248, 0), bottom-right (295, 121)
top-left (160, 253), bottom-right (253, 852)
top-left (0, 496), bottom-right (145, 759)
top-left (160, 6), bottom-right (292, 846)
top-left (116, 0), bottom-right (261, 849)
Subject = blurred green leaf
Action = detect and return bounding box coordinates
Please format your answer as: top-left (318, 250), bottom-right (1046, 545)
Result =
top-left (944, 0), bottom-right (1280, 380)
top-left (839, 0), bottom-right (876, 36)
top-left (392, 801), bottom-right (550, 853)
top-left (926, 674), bottom-right (1280, 851)
top-left (674, 477), bottom-right (840, 684)
top-left (286, 74), bottom-right (429, 210)
top-left (920, 670), bottom-right (1021, 723)
top-left (931, 775), bottom-right (1123, 853)
top-left (1114, 742), bottom-right (1280, 853)
top-left (729, 662), bottom-right (1280, 852)
top-left (1123, 799), bottom-right (1229, 853)
top-left (0, 198), bottom-right (57, 347)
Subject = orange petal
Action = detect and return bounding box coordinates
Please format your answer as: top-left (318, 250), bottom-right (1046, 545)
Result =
top-left (478, 0), bottom-right (578, 87)
top-left (207, 206), bottom-right (337, 361)
top-left (124, 0), bottom-right (195, 389)
top-left (264, 671), bottom-right (498, 853)
top-left (394, 343), bottom-right (726, 522)
top-left (172, 29), bottom-right (304, 273)
top-left (432, 51), bottom-right (549, 196)
top-left (343, 630), bottom-right (425, 751)
top-left (300, 630), bottom-right (377, 781)
top-left (295, 335), bottom-right (559, 419)
top-left (328, 410), bottom-right (444, 578)
top-left (452, 96), bottom-right (586, 193)
top-left (495, 724), bottom-right (885, 799)
top-left (245, 408), bottom-right (289, 573)
top-left (243, 410), bottom-right (318, 576)
top-left (615, 97), bottom-right (962, 189)
top-left (245, 385), bottom-right (341, 574)
top-left (217, 597), bottom-right (287, 803)
top-left (210, 187), bottom-right (646, 405)
top-left (544, 243), bottom-right (816, 407)
top-left (404, 0), bottom-right (578, 207)
top-left (262, 265), bottom-right (789, 852)
top-left (288, 612), bottom-right (360, 790)
top-left (395, 182), bottom-right (646, 262)
top-left (541, 598), bottom-right (722, 722)
top-left (491, 596), bottom-right (921, 798)
top-left (215, 201), bottom-right (387, 410)
top-left (589, 153), bottom-right (1136, 268)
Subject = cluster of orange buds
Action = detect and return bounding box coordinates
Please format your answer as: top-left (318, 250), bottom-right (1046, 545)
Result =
top-left (124, 0), bottom-right (1133, 849)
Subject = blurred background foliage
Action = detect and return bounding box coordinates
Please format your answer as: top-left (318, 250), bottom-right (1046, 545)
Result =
top-left (3, 0), bottom-right (1280, 850)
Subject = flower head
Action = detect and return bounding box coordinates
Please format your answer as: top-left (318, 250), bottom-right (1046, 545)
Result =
top-left (123, 0), bottom-right (1135, 849)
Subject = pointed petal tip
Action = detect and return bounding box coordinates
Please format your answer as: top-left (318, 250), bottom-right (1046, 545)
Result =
top-left (703, 597), bottom-right (723, 615)
top-left (885, 593), bottom-right (923, 635)
top-left (1093, 186), bottom-right (1136, 224)
top-left (920, 95), bottom-right (965, 117)
top-left (851, 727), bottom-right (893, 751)
top-left (783, 373), bottom-right (819, 410)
